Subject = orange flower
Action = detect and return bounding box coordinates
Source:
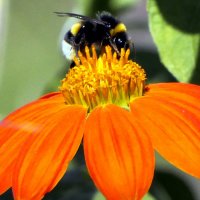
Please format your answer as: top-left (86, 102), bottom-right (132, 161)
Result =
top-left (0, 46), bottom-right (200, 200)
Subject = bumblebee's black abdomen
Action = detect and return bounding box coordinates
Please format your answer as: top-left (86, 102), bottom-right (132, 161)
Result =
top-left (76, 22), bottom-right (96, 46)
top-left (65, 21), bottom-right (96, 50)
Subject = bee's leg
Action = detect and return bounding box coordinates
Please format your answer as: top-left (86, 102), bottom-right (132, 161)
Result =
top-left (110, 41), bottom-right (120, 55)
top-left (70, 61), bottom-right (76, 68)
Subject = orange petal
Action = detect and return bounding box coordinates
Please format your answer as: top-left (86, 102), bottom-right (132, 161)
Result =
top-left (84, 104), bottom-right (154, 200)
top-left (0, 93), bottom-right (65, 194)
top-left (131, 83), bottom-right (200, 178)
top-left (12, 104), bottom-right (86, 200)
top-left (147, 83), bottom-right (200, 98)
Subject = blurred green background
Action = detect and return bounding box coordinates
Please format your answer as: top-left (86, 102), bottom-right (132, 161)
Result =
top-left (0, 0), bottom-right (200, 199)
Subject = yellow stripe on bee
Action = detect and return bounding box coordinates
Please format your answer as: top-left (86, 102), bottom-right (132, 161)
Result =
top-left (110, 23), bottom-right (127, 36)
top-left (71, 23), bottom-right (82, 36)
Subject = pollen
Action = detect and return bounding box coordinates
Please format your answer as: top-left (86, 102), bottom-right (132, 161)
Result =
top-left (60, 46), bottom-right (146, 111)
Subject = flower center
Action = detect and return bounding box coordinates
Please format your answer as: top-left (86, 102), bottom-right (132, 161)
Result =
top-left (60, 46), bottom-right (146, 111)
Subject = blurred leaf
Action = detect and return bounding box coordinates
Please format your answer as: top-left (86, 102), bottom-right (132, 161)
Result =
top-left (143, 193), bottom-right (156, 200)
top-left (109, 0), bottom-right (139, 10)
top-left (147, 0), bottom-right (200, 82)
top-left (92, 192), bottom-right (156, 200)
top-left (92, 192), bottom-right (105, 200)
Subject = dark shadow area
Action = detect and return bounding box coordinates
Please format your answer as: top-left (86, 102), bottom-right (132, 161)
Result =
top-left (155, 0), bottom-right (200, 33)
top-left (150, 171), bottom-right (195, 200)
top-left (0, 189), bottom-right (13, 199)
top-left (190, 42), bottom-right (200, 84)
top-left (136, 50), bottom-right (177, 83)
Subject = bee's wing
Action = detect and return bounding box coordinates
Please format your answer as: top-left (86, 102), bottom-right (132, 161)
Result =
top-left (54, 12), bottom-right (106, 25)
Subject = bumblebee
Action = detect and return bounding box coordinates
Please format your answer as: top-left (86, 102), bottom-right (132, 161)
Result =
top-left (55, 11), bottom-right (133, 67)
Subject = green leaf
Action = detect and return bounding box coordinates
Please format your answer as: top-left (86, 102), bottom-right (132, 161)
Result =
top-left (92, 192), bottom-right (105, 200)
top-left (92, 192), bottom-right (156, 200)
top-left (143, 193), bottom-right (156, 200)
top-left (109, 0), bottom-right (139, 10)
top-left (147, 0), bottom-right (200, 82)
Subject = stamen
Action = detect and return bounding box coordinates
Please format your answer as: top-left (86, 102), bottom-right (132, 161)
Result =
top-left (60, 46), bottom-right (146, 112)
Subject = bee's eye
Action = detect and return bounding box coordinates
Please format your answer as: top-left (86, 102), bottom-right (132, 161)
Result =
top-left (114, 37), bottom-right (123, 46)
top-left (113, 35), bottom-right (128, 50)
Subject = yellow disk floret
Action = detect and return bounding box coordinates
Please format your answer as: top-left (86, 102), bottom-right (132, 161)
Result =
top-left (60, 46), bottom-right (146, 111)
